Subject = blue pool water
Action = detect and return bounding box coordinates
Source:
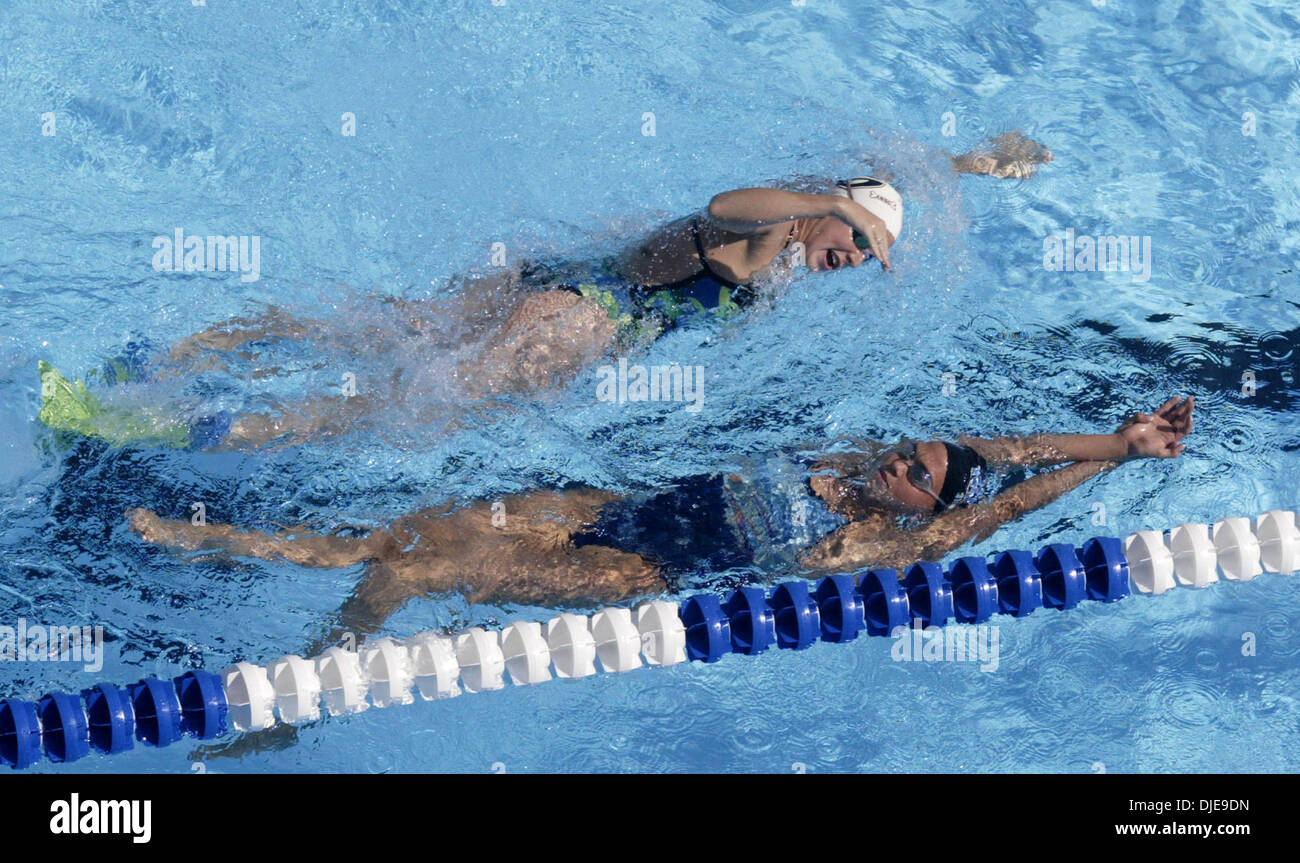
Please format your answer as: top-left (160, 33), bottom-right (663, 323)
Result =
top-left (1, 0), bottom-right (1298, 773)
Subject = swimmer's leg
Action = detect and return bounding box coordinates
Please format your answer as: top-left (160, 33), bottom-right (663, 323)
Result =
top-left (462, 290), bottom-right (619, 397)
top-left (321, 487), bottom-right (663, 633)
top-left (382, 488), bottom-right (664, 607)
top-left (129, 486), bottom-right (664, 619)
top-left (469, 542), bottom-right (665, 608)
top-left (191, 537), bottom-right (654, 764)
top-left (126, 507), bottom-right (393, 568)
top-left (166, 306), bottom-right (321, 366)
top-left (39, 361), bottom-right (195, 448)
top-left (220, 394), bottom-right (375, 449)
top-left (38, 358), bottom-right (366, 451)
top-left (190, 557), bottom-right (417, 762)
top-left (156, 487), bottom-right (663, 761)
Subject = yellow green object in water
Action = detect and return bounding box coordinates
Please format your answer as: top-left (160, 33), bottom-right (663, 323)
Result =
top-left (37, 360), bottom-right (192, 448)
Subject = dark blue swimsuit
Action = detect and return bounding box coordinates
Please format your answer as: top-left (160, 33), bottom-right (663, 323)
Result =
top-left (572, 454), bottom-right (849, 578)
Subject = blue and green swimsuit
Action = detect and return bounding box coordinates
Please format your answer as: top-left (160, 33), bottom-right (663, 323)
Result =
top-left (518, 219), bottom-right (763, 344)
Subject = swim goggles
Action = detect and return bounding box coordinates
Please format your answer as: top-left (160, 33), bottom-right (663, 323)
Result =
top-left (836, 177), bottom-right (892, 255)
top-left (873, 441), bottom-right (947, 510)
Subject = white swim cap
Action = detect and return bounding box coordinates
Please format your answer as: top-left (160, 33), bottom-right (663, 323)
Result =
top-left (833, 177), bottom-right (903, 242)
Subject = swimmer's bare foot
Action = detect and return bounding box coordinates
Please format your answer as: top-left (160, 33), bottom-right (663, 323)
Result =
top-left (126, 508), bottom-right (197, 549)
top-left (952, 130), bottom-right (1053, 179)
top-left (127, 507), bottom-right (245, 553)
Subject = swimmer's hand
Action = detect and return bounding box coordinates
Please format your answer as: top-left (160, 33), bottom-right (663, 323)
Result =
top-left (833, 198), bottom-right (892, 271)
top-left (1118, 395), bottom-right (1194, 458)
top-left (952, 130), bottom-right (1053, 179)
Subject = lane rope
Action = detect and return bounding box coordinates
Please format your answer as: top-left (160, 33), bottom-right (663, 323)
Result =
top-left (3, 509), bottom-right (1297, 769)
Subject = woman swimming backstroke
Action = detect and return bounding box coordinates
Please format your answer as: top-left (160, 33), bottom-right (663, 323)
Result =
top-left (127, 396), bottom-right (1192, 633)
top-left (39, 132), bottom-right (1052, 450)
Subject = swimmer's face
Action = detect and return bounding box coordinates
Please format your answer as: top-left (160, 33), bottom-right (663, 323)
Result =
top-left (803, 216), bottom-right (895, 273)
top-left (872, 440), bottom-right (948, 513)
top-left (809, 439), bottom-right (948, 519)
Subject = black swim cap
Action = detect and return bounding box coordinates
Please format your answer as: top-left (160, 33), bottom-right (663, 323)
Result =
top-left (935, 443), bottom-right (988, 514)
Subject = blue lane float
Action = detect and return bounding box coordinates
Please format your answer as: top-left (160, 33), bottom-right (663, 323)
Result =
top-left (904, 561), bottom-right (954, 627)
top-left (948, 557), bottom-right (999, 624)
top-left (5, 519), bottom-right (1299, 770)
top-left (769, 581), bottom-right (820, 650)
top-left (38, 692), bottom-right (90, 764)
top-left (680, 594), bottom-right (730, 663)
top-left (992, 550), bottom-right (1042, 617)
top-left (176, 670), bottom-right (228, 739)
top-left (83, 683), bottom-right (134, 755)
top-left (1036, 543), bottom-right (1087, 610)
top-left (722, 587), bottom-right (776, 655)
top-left (858, 569), bottom-right (910, 636)
top-left (128, 678), bottom-right (184, 747)
top-left (0, 699), bottom-right (43, 770)
top-left (1081, 537), bottom-right (1130, 602)
top-left (813, 574), bottom-right (866, 643)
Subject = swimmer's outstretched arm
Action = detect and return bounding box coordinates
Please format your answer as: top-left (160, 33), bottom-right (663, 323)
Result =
top-left (915, 459), bottom-right (1117, 562)
top-left (960, 396), bottom-right (1194, 467)
top-left (800, 396), bottom-right (1193, 573)
top-left (707, 189), bottom-right (854, 233)
top-left (799, 459), bottom-right (1117, 574)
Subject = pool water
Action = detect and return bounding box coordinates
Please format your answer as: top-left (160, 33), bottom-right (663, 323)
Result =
top-left (1, 0), bottom-right (1297, 773)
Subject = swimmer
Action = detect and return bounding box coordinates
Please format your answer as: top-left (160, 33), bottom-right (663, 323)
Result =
top-left (142, 392), bottom-right (1179, 760)
top-left (127, 396), bottom-right (1190, 633)
top-left (42, 132), bottom-right (1052, 450)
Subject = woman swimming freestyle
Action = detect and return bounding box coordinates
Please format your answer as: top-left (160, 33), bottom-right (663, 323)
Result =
top-left (39, 132), bottom-right (1053, 449)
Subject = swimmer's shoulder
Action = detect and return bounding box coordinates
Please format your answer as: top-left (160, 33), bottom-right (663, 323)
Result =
top-left (698, 212), bottom-right (800, 285)
top-left (618, 211), bottom-right (794, 287)
top-left (612, 215), bottom-right (697, 284)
